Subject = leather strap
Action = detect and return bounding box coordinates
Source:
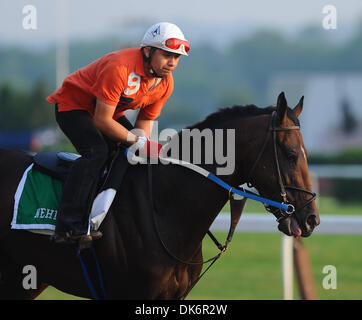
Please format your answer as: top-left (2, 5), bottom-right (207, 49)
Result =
top-left (227, 195), bottom-right (247, 245)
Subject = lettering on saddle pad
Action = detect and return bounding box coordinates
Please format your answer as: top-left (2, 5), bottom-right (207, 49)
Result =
top-left (33, 208), bottom-right (58, 221)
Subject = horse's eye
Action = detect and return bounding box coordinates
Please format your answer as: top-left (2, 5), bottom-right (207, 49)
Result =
top-left (287, 152), bottom-right (298, 164)
top-left (278, 143), bottom-right (298, 165)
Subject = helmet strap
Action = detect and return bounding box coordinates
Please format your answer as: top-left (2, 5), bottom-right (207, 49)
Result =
top-left (141, 47), bottom-right (164, 79)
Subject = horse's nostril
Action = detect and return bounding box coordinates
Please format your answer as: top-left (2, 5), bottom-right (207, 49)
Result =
top-left (307, 215), bottom-right (314, 226)
top-left (306, 214), bottom-right (318, 228)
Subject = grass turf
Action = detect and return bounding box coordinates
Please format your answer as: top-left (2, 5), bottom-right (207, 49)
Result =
top-left (36, 232), bottom-right (362, 300)
top-left (188, 232), bottom-right (362, 300)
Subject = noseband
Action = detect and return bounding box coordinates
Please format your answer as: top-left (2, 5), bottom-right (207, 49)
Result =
top-left (246, 111), bottom-right (316, 222)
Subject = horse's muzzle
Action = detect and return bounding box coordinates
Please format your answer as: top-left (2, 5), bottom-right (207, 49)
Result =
top-left (277, 211), bottom-right (319, 237)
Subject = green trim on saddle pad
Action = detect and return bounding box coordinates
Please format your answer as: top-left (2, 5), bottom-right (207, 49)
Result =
top-left (11, 164), bottom-right (63, 231)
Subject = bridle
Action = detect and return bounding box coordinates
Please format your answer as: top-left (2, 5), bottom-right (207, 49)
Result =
top-left (246, 111), bottom-right (316, 222)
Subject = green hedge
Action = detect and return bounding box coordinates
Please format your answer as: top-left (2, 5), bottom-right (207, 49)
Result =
top-left (309, 148), bottom-right (362, 165)
top-left (309, 148), bottom-right (362, 203)
top-left (326, 178), bottom-right (362, 203)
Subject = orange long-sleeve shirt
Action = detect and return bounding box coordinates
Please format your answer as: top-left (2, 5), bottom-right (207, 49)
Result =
top-left (47, 48), bottom-right (174, 120)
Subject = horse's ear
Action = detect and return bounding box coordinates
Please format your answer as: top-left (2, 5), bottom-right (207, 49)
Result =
top-left (293, 96), bottom-right (304, 118)
top-left (276, 92), bottom-right (288, 124)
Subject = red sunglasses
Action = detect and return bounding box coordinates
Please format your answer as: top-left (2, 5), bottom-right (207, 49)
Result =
top-left (163, 38), bottom-right (190, 53)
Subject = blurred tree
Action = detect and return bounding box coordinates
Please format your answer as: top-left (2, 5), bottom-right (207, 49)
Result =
top-left (157, 97), bottom-right (201, 130)
top-left (28, 79), bottom-right (55, 129)
top-left (217, 86), bottom-right (254, 108)
top-left (0, 82), bottom-right (28, 130)
top-left (340, 98), bottom-right (358, 135)
top-left (0, 80), bottom-right (54, 131)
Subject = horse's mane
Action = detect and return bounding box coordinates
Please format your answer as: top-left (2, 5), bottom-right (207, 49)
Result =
top-left (186, 104), bottom-right (299, 130)
top-left (186, 105), bottom-right (276, 130)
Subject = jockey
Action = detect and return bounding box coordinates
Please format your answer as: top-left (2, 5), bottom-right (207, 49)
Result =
top-left (46, 22), bottom-right (190, 244)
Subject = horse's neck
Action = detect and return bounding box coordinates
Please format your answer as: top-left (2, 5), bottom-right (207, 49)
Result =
top-left (150, 121), bottom-right (254, 259)
top-left (155, 116), bottom-right (266, 240)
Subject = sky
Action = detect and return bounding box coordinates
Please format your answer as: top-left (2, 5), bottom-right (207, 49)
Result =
top-left (1, 0), bottom-right (362, 50)
top-left (1, 1), bottom-right (362, 152)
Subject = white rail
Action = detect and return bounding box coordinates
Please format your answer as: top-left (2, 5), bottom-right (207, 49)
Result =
top-left (210, 213), bottom-right (362, 235)
top-left (310, 165), bottom-right (362, 179)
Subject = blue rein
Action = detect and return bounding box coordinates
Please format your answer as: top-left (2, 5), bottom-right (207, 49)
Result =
top-left (207, 173), bottom-right (293, 213)
top-left (125, 151), bottom-right (294, 215)
top-left (77, 246), bottom-right (107, 300)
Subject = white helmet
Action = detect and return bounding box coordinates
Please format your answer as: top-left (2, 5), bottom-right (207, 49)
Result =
top-left (141, 22), bottom-right (190, 56)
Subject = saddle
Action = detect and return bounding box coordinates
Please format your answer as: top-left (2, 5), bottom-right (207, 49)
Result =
top-left (33, 151), bottom-right (80, 181)
top-left (32, 148), bottom-right (126, 182)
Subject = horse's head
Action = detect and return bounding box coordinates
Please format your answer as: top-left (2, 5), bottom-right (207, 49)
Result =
top-left (247, 92), bottom-right (320, 237)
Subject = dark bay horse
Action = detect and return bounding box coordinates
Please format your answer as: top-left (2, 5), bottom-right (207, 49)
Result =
top-left (0, 92), bottom-right (319, 299)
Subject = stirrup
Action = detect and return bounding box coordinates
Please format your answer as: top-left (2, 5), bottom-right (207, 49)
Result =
top-left (50, 232), bottom-right (77, 245)
top-left (90, 230), bottom-right (103, 240)
top-left (78, 234), bottom-right (93, 249)
top-left (78, 231), bottom-right (103, 249)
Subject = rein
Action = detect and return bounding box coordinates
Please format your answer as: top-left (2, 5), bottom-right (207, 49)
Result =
top-left (147, 161), bottom-right (246, 300)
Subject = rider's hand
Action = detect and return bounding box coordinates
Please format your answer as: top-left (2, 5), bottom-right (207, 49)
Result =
top-left (135, 136), bottom-right (163, 160)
